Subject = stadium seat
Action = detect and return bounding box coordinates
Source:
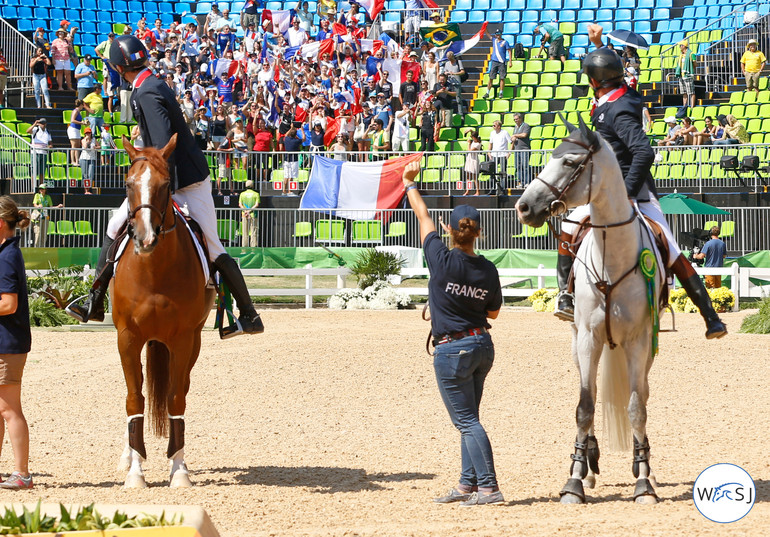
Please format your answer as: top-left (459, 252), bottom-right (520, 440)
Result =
top-left (385, 221), bottom-right (406, 238)
top-left (75, 221), bottom-right (98, 236)
top-left (293, 222), bottom-right (312, 239)
top-left (217, 219), bottom-right (239, 244)
top-left (57, 220), bottom-right (76, 238)
top-left (719, 221), bottom-right (734, 239)
top-left (468, 11), bottom-right (485, 23)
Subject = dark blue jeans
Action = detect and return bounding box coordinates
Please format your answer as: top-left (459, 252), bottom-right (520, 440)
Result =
top-left (433, 333), bottom-right (497, 489)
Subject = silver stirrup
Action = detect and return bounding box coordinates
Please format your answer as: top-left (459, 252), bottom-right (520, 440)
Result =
top-left (553, 291), bottom-right (575, 322)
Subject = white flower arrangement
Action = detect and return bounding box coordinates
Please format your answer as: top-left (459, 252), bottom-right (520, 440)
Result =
top-left (328, 280), bottom-right (411, 310)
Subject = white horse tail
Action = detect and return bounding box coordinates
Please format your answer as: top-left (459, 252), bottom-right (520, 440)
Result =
top-left (600, 344), bottom-right (632, 451)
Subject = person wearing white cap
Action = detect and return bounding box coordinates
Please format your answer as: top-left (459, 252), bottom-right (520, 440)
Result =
top-left (656, 116), bottom-right (681, 147)
top-left (740, 39), bottom-right (766, 94)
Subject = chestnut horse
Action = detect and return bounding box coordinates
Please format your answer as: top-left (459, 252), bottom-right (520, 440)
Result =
top-left (114, 134), bottom-right (216, 488)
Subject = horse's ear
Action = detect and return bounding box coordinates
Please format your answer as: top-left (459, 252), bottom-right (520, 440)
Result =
top-left (123, 135), bottom-right (137, 161)
top-left (558, 112), bottom-right (577, 133)
top-left (577, 114), bottom-right (599, 148)
top-left (161, 134), bottom-right (178, 161)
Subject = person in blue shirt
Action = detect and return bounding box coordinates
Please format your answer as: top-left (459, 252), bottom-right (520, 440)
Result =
top-left (74, 54), bottom-right (97, 100)
top-left (0, 197), bottom-right (33, 490)
top-left (483, 30), bottom-right (511, 99)
top-left (534, 23), bottom-right (566, 67)
top-left (402, 162), bottom-right (504, 507)
top-left (694, 226), bottom-right (727, 288)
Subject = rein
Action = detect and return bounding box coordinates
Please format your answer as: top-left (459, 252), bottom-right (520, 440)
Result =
top-left (125, 156), bottom-right (177, 238)
top-left (537, 137), bottom-right (644, 349)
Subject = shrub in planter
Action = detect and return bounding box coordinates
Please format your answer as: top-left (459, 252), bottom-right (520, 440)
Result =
top-left (670, 286), bottom-right (735, 313)
top-left (350, 249), bottom-right (405, 290)
top-left (740, 296), bottom-right (770, 334)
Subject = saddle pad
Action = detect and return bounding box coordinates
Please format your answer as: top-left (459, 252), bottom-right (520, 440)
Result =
top-left (114, 206), bottom-right (210, 286)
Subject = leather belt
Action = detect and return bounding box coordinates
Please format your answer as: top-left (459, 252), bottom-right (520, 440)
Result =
top-left (433, 327), bottom-right (488, 347)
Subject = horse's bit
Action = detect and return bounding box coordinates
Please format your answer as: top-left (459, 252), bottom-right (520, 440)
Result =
top-left (126, 156), bottom-right (177, 238)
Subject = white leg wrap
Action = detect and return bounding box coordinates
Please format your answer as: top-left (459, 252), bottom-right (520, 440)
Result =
top-left (169, 448), bottom-right (192, 488)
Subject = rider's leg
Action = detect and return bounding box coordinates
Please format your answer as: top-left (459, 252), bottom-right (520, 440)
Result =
top-left (173, 179), bottom-right (264, 335)
top-left (554, 205), bottom-right (589, 321)
top-left (670, 255), bottom-right (727, 339)
top-left (67, 200), bottom-right (127, 322)
top-left (637, 198), bottom-right (726, 339)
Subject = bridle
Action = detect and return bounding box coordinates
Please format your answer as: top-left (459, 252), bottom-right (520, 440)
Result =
top-left (125, 156), bottom-right (177, 239)
top-left (533, 137), bottom-right (598, 218)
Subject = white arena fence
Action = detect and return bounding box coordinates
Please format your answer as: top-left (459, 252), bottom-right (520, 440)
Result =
top-left (14, 206), bottom-right (770, 256)
top-left (28, 264), bottom-right (767, 311)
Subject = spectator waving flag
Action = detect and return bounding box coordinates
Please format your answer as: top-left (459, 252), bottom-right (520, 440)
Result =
top-left (443, 22), bottom-right (488, 58)
top-left (261, 9), bottom-right (294, 35)
top-left (210, 58), bottom-right (238, 80)
top-left (420, 23), bottom-right (462, 47)
top-left (360, 39), bottom-right (384, 56)
top-left (380, 33), bottom-right (402, 56)
top-left (266, 80), bottom-right (282, 126)
top-left (300, 153), bottom-right (423, 220)
top-left (356, 0), bottom-right (385, 21)
top-left (324, 117), bottom-right (340, 147)
top-left (296, 38), bottom-right (336, 61)
top-left (381, 59), bottom-right (421, 87)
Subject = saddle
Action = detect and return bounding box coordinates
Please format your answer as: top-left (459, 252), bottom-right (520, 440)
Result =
top-left (565, 214), bottom-right (671, 310)
top-left (109, 204), bottom-right (212, 284)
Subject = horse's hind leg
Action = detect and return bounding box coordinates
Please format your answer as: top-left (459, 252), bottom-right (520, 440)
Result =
top-left (118, 330), bottom-right (148, 488)
top-left (166, 334), bottom-right (198, 488)
top-left (560, 330), bottom-right (602, 504)
top-left (625, 338), bottom-right (658, 504)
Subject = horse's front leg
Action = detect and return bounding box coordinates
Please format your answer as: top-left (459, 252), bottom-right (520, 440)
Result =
top-left (624, 336), bottom-right (658, 504)
top-left (166, 334), bottom-right (198, 488)
top-left (118, 329), bottom-right (148, 489)
top-left (560, 326), bottom-right (602, 504)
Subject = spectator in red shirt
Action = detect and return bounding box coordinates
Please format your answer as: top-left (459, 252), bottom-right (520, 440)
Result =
top-left (252, 117), bottom-right (275, 183)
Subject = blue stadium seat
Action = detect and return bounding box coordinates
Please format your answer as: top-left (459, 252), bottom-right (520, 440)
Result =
top-left (636, 9), bottom-right (651, 21)
top-left (510, 0), bottom-right (526, 8)
top-left (637, 0), bottom-right (653, 6)
top-left (504, 11), bottom-right (520, 22)
top-left (491, 0), bottom-right (507, 9)
top-left (456, 0), bottom-right (472, 8)
top-left (616, 21), bottom-right (632, 31)
top-left (545, 0), bottom-right (561, 9)
top-left (634, 21), bottom-right (651, 33)
top-left (681, 19), bottom-right (696, 32)
top-left (518, 34), bottom-right (533, 47)
top-left (65, 9), bottom-right (81, 21)
top-left (528, 0), bottom-right (544, 8)
top-left (50, 8), bottom-right (65, 20)
top-left (582, 0), bottom-right (598, 8)
top-left (619, 0), bottom-right (634, 7)
top-left (488, 10), bottom-right (502, 22)
top-left (694, 6), bottom-right (707, 18)
top-left (522, 9), bottom-right (538, 22)
top-left (159, 12), bottom-right (173, 24)
top-left (655, 20), bottom-right (669, 33)
top-left (50, 0), bottom-right (68, 6)
top-left (571, 34), bottom-right (588, 47)
top-left (97, 22), bottom-right (111, 34)
top-left (682, 7), bottom-right (695, 18)
top-left (195, 1), bottom-right (212, 14)
top-left (570, 47), bottom-right (585, 57)
top-left (564, 0), bottom-right (579, 7)
top-left (177, 2), bottom-right (192, 13)
top-left (560, 10), bottom-right (575, 21)
top-left (18, 19), bottom-right (34, 32)
top-left (113, 0), bottom-right (127, 11)
top-left (521, 21), bottom-right (537, 34)
top-left (127, 0), bottom-right (142, 11)
top-left (668, 20), bottom-right (681, 32)
top-left (390, 1), bottom-right (405, 8)
top-left (82, 0), bottom-right (97, 9)
top-left (81, 22), bottom-right (97, 34)
top-left (504, 22), bottom-right (520, 34)
top-left (1, 7), bottom-right (17, 18)
top-left (19, 0), bottom-right (35, 6)
top-left (468, 10), bottom-right (485, 22)
top-left (82, 11), bottom-right (97, 22)
top-left (600, 0), bottom-right (617, 8)
top-left (96, 10), bottom-right (115, 22)
top-left (656, 0), bottom-right (672, 6)
top-left (17, 7), bottom-right (32, 19)
top-left (577, 10), bottom-right (594, 22)
top-left (596, 9), bottom-right (612, 21)
top-left (384, 13), bottom-right (400, 22)
top-left (476, 0), bottom-right (491, 9)
top-left (159, 3), bottom-right (174, 13)
top-left (616, 8), bottom-right (631, 20)
top-left (653, 8), bottom-right (669, 19)
top-left (33, 7), bottom-right (49, 19)
top-left (450, 11), bottom-right (467, 22)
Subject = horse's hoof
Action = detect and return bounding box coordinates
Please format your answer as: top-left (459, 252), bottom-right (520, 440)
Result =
top-left (582, 475), bottom-right (596, 489)
top-left (560, 493), bottom-right (585, 504)
top-left (635, 494), bottom-right (658, 505)
top-left (170, 471), bottom-right (192, 488)
top-left (124, 474), bottom-right (148, 489)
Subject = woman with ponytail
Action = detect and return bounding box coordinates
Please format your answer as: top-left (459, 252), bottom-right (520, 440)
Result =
top-left (0, 196), bottom-right (33, 490)
top-left (402, 162), bottom-right (504, 506)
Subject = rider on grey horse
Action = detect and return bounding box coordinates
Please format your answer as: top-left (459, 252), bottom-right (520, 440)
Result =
top-left (554, 46), bottom-right (727, 340)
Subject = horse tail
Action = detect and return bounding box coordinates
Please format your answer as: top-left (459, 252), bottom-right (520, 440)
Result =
top-left (600, 345), bottom-right (632, 451)
top-left (146, 340), bottom-right (169, 437)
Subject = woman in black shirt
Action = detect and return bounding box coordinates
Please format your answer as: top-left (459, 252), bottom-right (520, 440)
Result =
top-left (402, 162), bottom-right (504, 506)
top-left (29, 47), bottom-right (52, 109)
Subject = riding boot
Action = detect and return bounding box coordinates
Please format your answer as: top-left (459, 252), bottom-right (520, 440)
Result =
top-left (213, 254), bottom-right (264, 336)
top-left (554, 231), bottom-right (575, 321)
top-left (66, 235), bottom-right (115, 323)
top-left (671, 254), bottom-right (727, 339)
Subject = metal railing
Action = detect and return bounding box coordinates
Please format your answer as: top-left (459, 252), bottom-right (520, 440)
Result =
top-left (9, 142), bottom-right (770, 195)
top-left (659, 1), bottom-right (767, 95)
top-left (0, 17), bottom-right (35, 107)
top-left (14, 206), bottom-right (770, 256)
top-left (371, 8), bottom-right (443, 46)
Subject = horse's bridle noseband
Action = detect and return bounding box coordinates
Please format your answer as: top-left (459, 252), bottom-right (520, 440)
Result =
top-left (126, 156), bottom-right (177, 238)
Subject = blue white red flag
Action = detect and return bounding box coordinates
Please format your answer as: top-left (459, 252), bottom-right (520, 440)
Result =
top-left (443, 22), bottom-right (488, 59)
top-left (360, 39), bottom-right (383, 55)
top-left (380, 33), bottom-right (401, 56)
top-left (356, 0), bottom-right (385, 20)
top-left (210, 58), bottom-right (238, 80)
top-left (301, 153), bottom-right (423, 220)
top-left (261, 9), bottom-right (294, 35)
top-left (381, 58), bottom-right (421, 87)
top-left (266, 80), bottom-right (282, 126)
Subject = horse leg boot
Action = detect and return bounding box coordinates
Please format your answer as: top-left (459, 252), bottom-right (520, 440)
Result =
top-left (632, 435), bottom-right (658, 504)
top-left (560, 389), bottom-right (594, 504)
top-left (671, 255), bottom-right (727, 339)
top-left (554, 232), bottom-right (575, 321)
top-left (66, 235), bottom-right (115, 323)
top-left (124, 414), bottom-right (147, 488)
top-left (214, 254), bottom-right (264, 336)
top-left (168, 416), bottom-right (192, 488)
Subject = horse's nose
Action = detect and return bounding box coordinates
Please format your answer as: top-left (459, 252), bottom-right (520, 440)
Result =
top-left (142, 233), bottom-right (157, 249)
top-left (517, 200), bottom-right (530, 216)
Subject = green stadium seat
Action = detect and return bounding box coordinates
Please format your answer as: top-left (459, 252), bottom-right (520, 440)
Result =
top-left (703, 220), bottom-right (718, 231)
top-left (0, 110), bottom-right (17, 123)
top-left (47, 220), bottom-right (58, 237)
top-left (385, 221), bottom-right (406, 238)
top-left (517, 86), bottom-right (534, 99)
top-left (479, 126), bottom-right (494, 139)
top-left (314, 219), bottom-right (345, 243)
top-left (560, 22), bottom-right (576, 35)
top-left (512, 100), bottom-right (529, 113)
top-left (57, 220), bottom-right (76, 237)
top-left (747, 118), bottom-right (761, 133)
top-left (492, 100), bottom-right (510, 113)
top-left (438, 128), bottom-right (457, 141)
top-left (501, 86), bottom-right (516, 99)
top-left (427, 155), bottom-right (445, 168)
top-left (445, 169), bottom-right (461, 182)
top-left (232, 169), bottom-right (247, 183)
top-left (435, 141), bottom-right (450, 151)
top-left (555, 86), bottom-right (572, 99)
top-left (512, 223), bottom-right (549, 238)
top-left (67, 166), bottom-right (82, 180)
top-left (217, 219), bottom-right (239, 243)
top-left (484, 113), bottom-right (502, 125)
top-left (525, 60), bottom-right (543, 73)
top-left (15, 122), bottom-right (31, 135)
top-left (743, 92), bottom-right (757, 104)
top-left (352, 220), bottom-right (370, 242)
top-left (544, 60), bottom-right (562, 73)
top-left (728, 92), bottom-right (743, 105)
top-left (421, 169), bottom-right (440, 183)
top-left (690, 106), bottom-right (704, 120)
top-left (732, 105), bottom-right (745, 118)
top-left (524, 113), bottom-right (541, 125)
top-left (531, 100), bottom-right (549, 113)
top-left (562, 100), bottom-right (577, 111)
top-left (563, 59), bottom-right (581, 72)
top-left (47, 166), bottom-right (67, 181)
top-left (719, 220), bottom-right (734, 238)
top-left (75, 220), bottom-right (98, 236)
top-left (62, 110), bottom-right (72, 124)
top-left (293, 221), bottom-right (312, 238)
top-left (520, 73), bottom-right (539, 85)
top-left (472, 100), bottom-right (490, 112)
top-left (49, 151), bottom-right (68, 166)
top-left (757, 90), bottom-right (770, 103)
top-left (509, 60), bottom-right (525, 73)
top-left (540, 73), bottom-right (558, 86)
top-left (14, 166), bottom-right (30, 180)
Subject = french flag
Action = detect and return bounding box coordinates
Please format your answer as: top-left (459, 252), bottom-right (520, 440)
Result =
top-left (360, 39), bottom-right (383, 56)
top-left (443, 22), bottom-right (488, 59)
top-left (356, 0), bottom-right (385, 20)
top-left (301, 153), bottom-right (423, 220)
top-left (382, 59), bottom-right (421, 87)
top-left (210, 58), bottom-right (238, 80)
top-left (380, 33), bottom-right (401, 56)
top-left (297, 38), bottom-right (336, 61)
top-left (334, 90), bottom-right (356, 105)
top-left (262, 9), bottom-right (294, 35)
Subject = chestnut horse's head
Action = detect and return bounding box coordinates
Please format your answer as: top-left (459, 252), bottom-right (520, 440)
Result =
top-left (122, 134), bottom-right (177, 255)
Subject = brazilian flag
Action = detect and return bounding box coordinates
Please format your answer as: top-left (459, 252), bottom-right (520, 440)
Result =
top-left (420, 24), bottom-right (462, 47)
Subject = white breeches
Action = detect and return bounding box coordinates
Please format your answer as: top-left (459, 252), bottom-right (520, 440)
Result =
top-left (106, 178), bottom-right (226, 261)
top-left (561, 198), bottom-right (680, 267)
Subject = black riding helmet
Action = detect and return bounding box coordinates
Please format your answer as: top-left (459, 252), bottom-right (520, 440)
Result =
top-left (582, 47), bottom-right (624, 88)
top-left (109, 34), bottom-right (149, 70)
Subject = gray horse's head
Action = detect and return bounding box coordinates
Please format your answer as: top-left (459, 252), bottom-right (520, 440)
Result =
top-left (516, 115), bottom-right (601, 228)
